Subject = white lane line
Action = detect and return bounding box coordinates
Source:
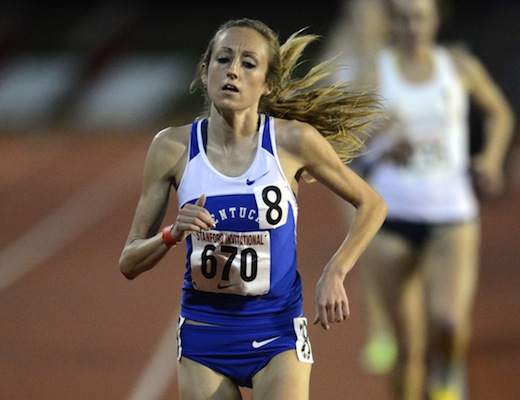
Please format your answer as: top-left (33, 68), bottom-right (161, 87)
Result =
top-left (126, 313), bottom-right (179, 400)
top-left (0, 144), bottom-right (178, 399)
top-left (0, 149), bottom-right (143, 292)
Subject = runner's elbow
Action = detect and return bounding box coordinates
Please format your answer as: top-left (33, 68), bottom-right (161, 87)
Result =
top-left (119, 253), bottom-right (139, 280)
top-left (371, 191), bottom-right (388, 223)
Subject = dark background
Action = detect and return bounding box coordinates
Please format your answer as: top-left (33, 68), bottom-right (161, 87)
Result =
top-left (0, 0), bottom-right (519, 134)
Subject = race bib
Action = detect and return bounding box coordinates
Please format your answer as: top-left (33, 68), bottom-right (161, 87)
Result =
top-left (190, 230), bottom-right (271, 296)
top-left (254, 184), bottom-right (291, 229)
top-left (404, 131), bottom-right (451, 177)
top-left (294, 317), bottom-right (314, 363)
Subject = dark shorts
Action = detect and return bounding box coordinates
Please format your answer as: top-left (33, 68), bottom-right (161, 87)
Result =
top-left (176, 316), bottom-right (313, 388)
top-left (381, 216), bottom-right (479, 248)
top-left (380, 219), bottom-right (436, 248)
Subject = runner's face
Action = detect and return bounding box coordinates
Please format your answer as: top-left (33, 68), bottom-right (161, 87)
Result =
top-left (203, 27), bottom-right (271, 113)
top-left (391, 0), bottom-right (439, 51)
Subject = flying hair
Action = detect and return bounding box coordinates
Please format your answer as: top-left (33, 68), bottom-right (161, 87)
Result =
top-left (191, 18), bottom-right (385, 164)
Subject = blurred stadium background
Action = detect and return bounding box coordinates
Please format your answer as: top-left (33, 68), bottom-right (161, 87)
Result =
top-left (0, 0), bottom-right (519, 134)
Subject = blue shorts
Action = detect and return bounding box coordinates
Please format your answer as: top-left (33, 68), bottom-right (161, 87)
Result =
top-left (176, 316), bottom-right (313, 388)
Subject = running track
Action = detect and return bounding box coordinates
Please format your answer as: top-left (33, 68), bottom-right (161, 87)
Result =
top-left (1, 133), bottom-right (519, 399)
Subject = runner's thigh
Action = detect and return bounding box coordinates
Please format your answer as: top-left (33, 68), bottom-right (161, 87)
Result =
top-left (421, 222), bottom-right (480, 322)
top-left (251, 349), bottom-right (311, 400)
top-left (177, 357), bottom-right (241, 400)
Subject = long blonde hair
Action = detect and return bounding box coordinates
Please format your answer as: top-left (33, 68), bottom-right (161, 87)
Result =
top-left (191, 18), bottom-right (383, 163)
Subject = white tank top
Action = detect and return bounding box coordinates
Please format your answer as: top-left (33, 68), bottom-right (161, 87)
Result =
top-left (366, 47), bottom-right (478, 223)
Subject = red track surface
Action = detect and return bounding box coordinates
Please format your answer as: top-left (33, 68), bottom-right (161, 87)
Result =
top-left (1, 134), bottom-right (519, 399)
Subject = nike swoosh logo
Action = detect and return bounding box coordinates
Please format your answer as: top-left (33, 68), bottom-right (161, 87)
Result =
top-left (217, 282), bottom-right (236, 289)
top-left (246, 171), bottom-right (269, 186)
top-left (252, 336), bottom-right (281, 349)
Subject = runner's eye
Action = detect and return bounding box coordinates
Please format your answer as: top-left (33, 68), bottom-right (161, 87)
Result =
top-left (217, 57), bottom-right (230, 64)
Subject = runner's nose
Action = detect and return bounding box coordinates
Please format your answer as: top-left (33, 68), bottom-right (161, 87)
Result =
top-left (227, 60), bottom-right (238, 79)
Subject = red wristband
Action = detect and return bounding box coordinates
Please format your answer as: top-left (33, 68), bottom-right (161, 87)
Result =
top-left (161, 224), bottom-right (177, 247)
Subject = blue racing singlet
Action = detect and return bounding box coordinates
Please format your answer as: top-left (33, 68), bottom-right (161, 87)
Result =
top-left (176, 114), bottom-right (303, 326)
